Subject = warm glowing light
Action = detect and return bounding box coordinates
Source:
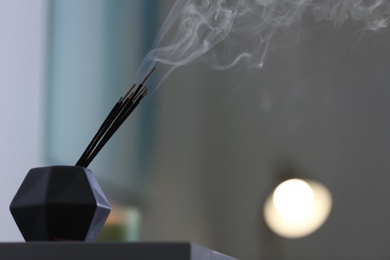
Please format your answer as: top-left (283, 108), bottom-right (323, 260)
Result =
top-left (264, 178), bottom-right (332, 238)
top-left (273, 179), bottom-right (315, 224)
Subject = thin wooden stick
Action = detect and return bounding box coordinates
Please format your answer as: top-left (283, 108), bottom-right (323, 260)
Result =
top-left (131, 67), bottom-right (156, 100)
top-left (141, 67), bottom-right (156, 85)
top-left (82, 86), bottom-right (149, 167)
top-left (75, 67), bottom-right (156, 167)
top-left (75, 98), bottom-right (124, 166)
top-left (124, 84), bottom-right (137, 99)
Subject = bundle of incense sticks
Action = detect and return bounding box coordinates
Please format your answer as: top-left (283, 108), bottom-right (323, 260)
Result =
top-left (75, 67), bottom-right (156, 167)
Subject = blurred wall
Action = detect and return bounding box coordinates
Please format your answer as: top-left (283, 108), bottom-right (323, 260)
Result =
top-left (45, 0), bottom-right (145, 202)
top-left (0, 0), bottom-right (47, 241)
top-left (141, 2), bottom-right (390, 259)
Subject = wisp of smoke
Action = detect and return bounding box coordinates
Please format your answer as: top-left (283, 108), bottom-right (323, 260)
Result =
top-left (136, 0), bottom-right (390, 89)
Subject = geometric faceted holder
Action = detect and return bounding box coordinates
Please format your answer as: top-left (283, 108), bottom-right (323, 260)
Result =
top-left (9, 166), bottom-right (111, 241)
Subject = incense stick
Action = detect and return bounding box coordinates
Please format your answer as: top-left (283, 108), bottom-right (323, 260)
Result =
top-left (75, 99), bottom-right (123, 166)
top-left (82, 86), bottom-right (148, 167)
top-left (75, 67), bottom-right (155, 167)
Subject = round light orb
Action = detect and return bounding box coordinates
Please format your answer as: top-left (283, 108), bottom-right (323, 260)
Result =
top-left (264, 178), bottom-right (332, 238)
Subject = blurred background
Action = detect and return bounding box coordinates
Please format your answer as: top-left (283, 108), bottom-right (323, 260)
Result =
top-left (1, 0), bottom-right (390, 259)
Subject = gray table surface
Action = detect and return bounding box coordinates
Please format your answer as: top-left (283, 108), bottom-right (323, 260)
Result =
top-left (0, 242), bottom-right (237, 260)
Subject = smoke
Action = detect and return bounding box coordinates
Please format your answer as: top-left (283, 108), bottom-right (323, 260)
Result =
top-left (136, 0), bottom-right (390, 88)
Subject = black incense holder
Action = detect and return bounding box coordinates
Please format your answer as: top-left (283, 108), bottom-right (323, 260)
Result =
top-left (9, 69), bottom-right (154, 241)
top-left (9, 166), bottom-right (111, 241)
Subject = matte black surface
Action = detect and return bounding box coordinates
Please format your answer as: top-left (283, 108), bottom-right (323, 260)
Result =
top-left (0, 242), bottom-right (237, 260)
top-left (10, 166), bottom-right (111, 241)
